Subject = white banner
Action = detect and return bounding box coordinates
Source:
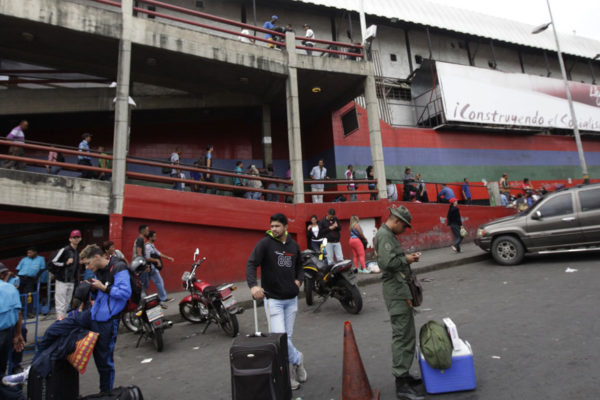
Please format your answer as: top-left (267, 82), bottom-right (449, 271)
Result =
top-left (436, 61), bottom-right (600, 132)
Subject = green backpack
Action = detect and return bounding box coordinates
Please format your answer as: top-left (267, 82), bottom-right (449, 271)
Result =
top-left (419, 320), bottom-right (453, 369)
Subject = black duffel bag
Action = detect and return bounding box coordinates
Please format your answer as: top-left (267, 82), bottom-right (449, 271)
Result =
top-left (80, 386), bottom-right (143, 400)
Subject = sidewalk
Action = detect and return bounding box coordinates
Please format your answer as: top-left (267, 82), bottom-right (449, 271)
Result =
top-left (34, 243), bottom-right (488, 332)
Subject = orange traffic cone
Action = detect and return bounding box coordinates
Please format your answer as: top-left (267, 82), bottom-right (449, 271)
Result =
top-left (341, 321), bottom-right (380, 400)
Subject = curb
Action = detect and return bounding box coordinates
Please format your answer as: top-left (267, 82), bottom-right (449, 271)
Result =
top-left (166, 252), bottom-right (489, 326)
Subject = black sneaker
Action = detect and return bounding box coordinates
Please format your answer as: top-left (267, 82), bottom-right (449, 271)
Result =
top-left (406, 375), bottom-right (423, 386)
top-left (395, 377), bottom-right (425, 400)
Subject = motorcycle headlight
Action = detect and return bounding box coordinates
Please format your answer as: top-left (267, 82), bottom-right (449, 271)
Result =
top-left (477, 228), bottom-right (486, 237)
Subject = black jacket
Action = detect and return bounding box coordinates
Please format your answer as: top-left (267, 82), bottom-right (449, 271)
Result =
top-left (306, 224), bottom-right (323, 243)
top-left (447, 205), bottom-right (462, 226)
top-left (319, 216), bottom-right (341, 243)
top-left (246, 232), bottom-right (304, 300)
top-left (50, 245), bottom-right (79, 283)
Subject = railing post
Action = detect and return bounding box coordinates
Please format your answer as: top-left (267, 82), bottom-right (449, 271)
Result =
top-left (285, 31), bottom-right (305, 204)
top-left (111, 0), bottom-right (133, 214)
top-left (262, 104), bottom-right (272, 168)
top-left (364, 65), bottom-right (387, 199)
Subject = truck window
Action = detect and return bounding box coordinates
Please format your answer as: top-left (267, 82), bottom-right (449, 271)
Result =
top-left (537, 194), bottom-right (573, 218)
top-left (579, 188), bottom-right (600, 212)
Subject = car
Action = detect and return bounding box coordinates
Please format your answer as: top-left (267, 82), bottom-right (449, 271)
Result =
top-left (475, 183), bottom-right (600, 265)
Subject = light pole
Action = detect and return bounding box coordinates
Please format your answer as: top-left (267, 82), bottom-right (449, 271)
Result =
top-left (532, 0), bottom-right (590, 184)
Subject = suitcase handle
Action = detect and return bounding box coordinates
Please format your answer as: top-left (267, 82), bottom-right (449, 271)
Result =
top-left (251, 299), bottom-right (271, 337)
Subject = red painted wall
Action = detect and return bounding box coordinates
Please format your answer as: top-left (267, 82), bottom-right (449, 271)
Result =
top-left (117, 184), bottom-right (515, 291)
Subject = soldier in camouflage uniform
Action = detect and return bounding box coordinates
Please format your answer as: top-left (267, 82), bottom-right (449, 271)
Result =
top-left (374, 206), bottom-right (424, 400)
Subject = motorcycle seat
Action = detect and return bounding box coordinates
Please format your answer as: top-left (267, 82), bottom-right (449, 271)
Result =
top-left (330, 260), bottom-right (352, 274)
top-left (202, 285), bottom-right (218, 295)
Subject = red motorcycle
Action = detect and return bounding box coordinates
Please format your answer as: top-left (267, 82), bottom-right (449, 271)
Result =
top-left (179, 248), bottom-right (243, 337)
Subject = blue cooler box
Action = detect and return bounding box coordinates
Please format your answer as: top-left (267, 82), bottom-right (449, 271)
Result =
top-left (418, 339), bottom-right (476, 394)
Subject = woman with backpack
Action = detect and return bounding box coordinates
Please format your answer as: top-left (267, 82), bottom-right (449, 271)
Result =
top-left (447, 198), bottom-right (464, 253)
top-left (349, 215), bottom-right (369, 273)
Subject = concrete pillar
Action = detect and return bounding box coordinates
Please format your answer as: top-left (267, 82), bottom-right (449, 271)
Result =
top-left (364, 67), bottom-right (387, 199)
top-left (285, 32), bottom-right (305, 204)
top-left (111, 0), bottom-right (133, 214)
top-left (262, 104), bottom-right (272, 168)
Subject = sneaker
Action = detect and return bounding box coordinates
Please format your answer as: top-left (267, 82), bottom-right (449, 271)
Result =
top-left (450, 245), bottom-right (457, 253)
top-left (160, 303), bottom-right (168, 309)
top-left (2, 366), bottom-right (30, 386)
top-left (361, 268), bottom-right (371, 274)
top-left (295, 352), bottom-right (307, 383)
top-left (164, 298), bottom-right (174, 303)
top-left (395, 376), bottom-right (424, 400)
top-left (289, 363), bottom-right (300, 390)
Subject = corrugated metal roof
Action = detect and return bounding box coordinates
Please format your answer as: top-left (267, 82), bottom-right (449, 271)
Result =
top-left (293, 0), bottom-right (600, 59)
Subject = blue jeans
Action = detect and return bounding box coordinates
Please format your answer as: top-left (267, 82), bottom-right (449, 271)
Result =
top-left (265, 297), bottom-right (301, 365)
top-left (326, 242), bottom-right (344, 264)
top-left (140, 266), bottom-right (167, 302)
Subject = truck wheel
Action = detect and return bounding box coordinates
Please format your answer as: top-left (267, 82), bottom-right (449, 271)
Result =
top-left (492, 235), bottom-right (525, 265)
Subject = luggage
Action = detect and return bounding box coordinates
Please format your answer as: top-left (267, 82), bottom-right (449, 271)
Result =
top-left (27, 359), bottom-right (79, 400)
top-left (230, 300), bottom-right (291, 400)
top-left (80, 385), bottom-right (144, 399)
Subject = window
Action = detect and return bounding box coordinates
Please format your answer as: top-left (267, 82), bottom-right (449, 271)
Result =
top-left (537, 194), bottom-right (573, 218)
top-left (579, 188), bottom-right (600, 212)
top-left (387, 86), bottom-right (412, 101)
top-left (390, 54), bottom-right (397, 62)
top-left (341, 108), bottom-right (359, 136)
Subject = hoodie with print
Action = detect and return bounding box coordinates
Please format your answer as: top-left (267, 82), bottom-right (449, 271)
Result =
top-left (246, 231), bottom-right (304, 300)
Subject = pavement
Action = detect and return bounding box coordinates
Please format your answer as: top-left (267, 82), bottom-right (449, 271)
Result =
top-left (31, 242), bottom-right (489, 334)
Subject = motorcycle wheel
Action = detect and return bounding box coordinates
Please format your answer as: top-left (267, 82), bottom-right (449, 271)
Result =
top-left (179, 302), bottom-right (207, 323)
top-left (338, 279), bottom-right (363, 314)
top-left (305, 277), bottom-right (314, 306)
top-left (217, 305), bottom-right (239, 337)
top-left (121, 311), bottom-right (141, 333)
top-left (153, 327), bottom-right (164, 352)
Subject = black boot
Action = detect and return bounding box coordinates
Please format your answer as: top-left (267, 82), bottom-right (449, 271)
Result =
top-left (406, 374), bottom-right (423, 386)
top-left (395, 377), bottom-right (425, 400)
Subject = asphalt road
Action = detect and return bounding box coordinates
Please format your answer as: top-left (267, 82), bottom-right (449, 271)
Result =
top-left (79, 253), bottom-right (600, 400)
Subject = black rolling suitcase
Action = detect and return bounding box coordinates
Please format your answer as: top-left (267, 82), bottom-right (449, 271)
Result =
top-left (27, 359), bottom-right (79, 400)
top-left (230, 300), bottom-right (291, 400)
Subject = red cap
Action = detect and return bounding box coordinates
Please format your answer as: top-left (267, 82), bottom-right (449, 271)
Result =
top-left (449, 198), bottom-right (458, 203)
top-left (70, 230), bottom-right (82, 238)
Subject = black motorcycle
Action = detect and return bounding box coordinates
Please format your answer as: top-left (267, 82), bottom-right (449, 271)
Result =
top-left (301, 239), bottom-right (362, 314)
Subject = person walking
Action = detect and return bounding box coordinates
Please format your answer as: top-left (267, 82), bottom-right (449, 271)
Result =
top-left (143, 230), bottom-right (174, 307)
top-left (366, 165), bottom-right (377, 200)
top-left (50, 230), bottom-right (82, 319)
top-left (302, 24), bottom-right (315, 55)
top-left (263, 15), bottom-right (279, 48)
top-left (319, 209), bottom-right (343, 264)
top-left (461, 178), bottom-right (472, 205)
top-left (306, 215), bottom-right (323, 252)
top-left (78, 133), bottom-right (94, 179)
top-left (373, 206), bottom-right (424, 400)
top-left (447, 198), bottom-right (464, 253)
top-left (246, 213), bottom-right (307, 390)
top-left (97, 146), bottom-right (112, 181)
top-left (4, 120), bottom-right (28, 170)
top-left (349, 215), bottom-right (369, 273)
top-left (309, 159), bottom-right (327, 203)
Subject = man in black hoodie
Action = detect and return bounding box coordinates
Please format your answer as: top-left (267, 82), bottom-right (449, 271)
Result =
top-left (319, 208), bottom-right (343, 264)
top-left (246, 213), bottom-right (307, 391)
top-left (50, 230), bottom-right (82, 319)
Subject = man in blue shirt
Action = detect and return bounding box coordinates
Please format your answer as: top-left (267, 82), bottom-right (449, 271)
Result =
top-left (232, 161), bottom-right (246, 197)
top-left (461, 178), bottom-right (472, 205)
top-left (437, 183), bottom-right (456, 204)
top-left (16, 247), bottom-right (44, 299)
top-left (263, 15), bottom-right (279, 47)
top-left (78, 132), bottom-right (94, 179)
top-left (78, 244), bottom-right (131, 393)
top-left (0, 263), bottom-right (25, 376)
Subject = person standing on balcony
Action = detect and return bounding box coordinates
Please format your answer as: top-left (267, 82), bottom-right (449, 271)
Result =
top-left (310, 159), bottom-right (328, 204)
top-left (4, 120), bottom-right (28, 170)
top-left (239, 27), bottom-right (255, 44)
top-left (263, 15), bottom-right (279, 48)
top-left (462, 178), bottom-right (472, 205)
top-left (437, 183), bottom-right (455, 204)
top-left (78, 133), bottom-right (94, 179)
top-left (97, 146), bottom-right (111, 181)
top-left (46, 150), bottom-right (64, 175)
top-left (170, 148), bottom-right (183, 191)
top-left (416, 173), bottom-right (428, 203)
top-left (345, 165), bottom-right (357, 202)
top-left (232, 161), bottom-right (246, 197)
top-left (302, 24), bottom-right (315, 55)
top-left (201, 144), bottom-right (215, 194)
top-left (366, 165), bottom-right (377, 200)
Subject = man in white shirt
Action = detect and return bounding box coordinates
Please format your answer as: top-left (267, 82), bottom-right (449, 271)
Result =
top-left (170, 148), bottom-right (183, 191)
top-left (303, 24), bottom-right (315, 55)
top-left (309, 159), bottom-right (327, 203)
top-left (387, 179), bottom-right (398, 201)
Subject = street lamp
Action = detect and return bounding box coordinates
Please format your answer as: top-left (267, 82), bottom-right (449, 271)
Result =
top-left (532, 0), bottom-right (590, 184)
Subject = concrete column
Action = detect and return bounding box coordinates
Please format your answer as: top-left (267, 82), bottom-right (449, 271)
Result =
top-left (111, 0), bottom-right (133, 214)
top-left (285, 32), bottom-right (305, 204)
top-left (262, 104), bottom-right (272, 168)
top-left (364, 67), bottom-right (387, 199)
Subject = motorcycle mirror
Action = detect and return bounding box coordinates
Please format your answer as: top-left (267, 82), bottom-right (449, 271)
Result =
top-left (194, 248), bottom-right (200, 260)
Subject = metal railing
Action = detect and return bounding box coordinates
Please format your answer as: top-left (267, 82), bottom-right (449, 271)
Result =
top-left (88, 0), bottom-right (363, 58)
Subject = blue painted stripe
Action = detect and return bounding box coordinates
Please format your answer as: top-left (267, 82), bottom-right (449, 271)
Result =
top-left (333, 146), bottom-right (600, 167)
